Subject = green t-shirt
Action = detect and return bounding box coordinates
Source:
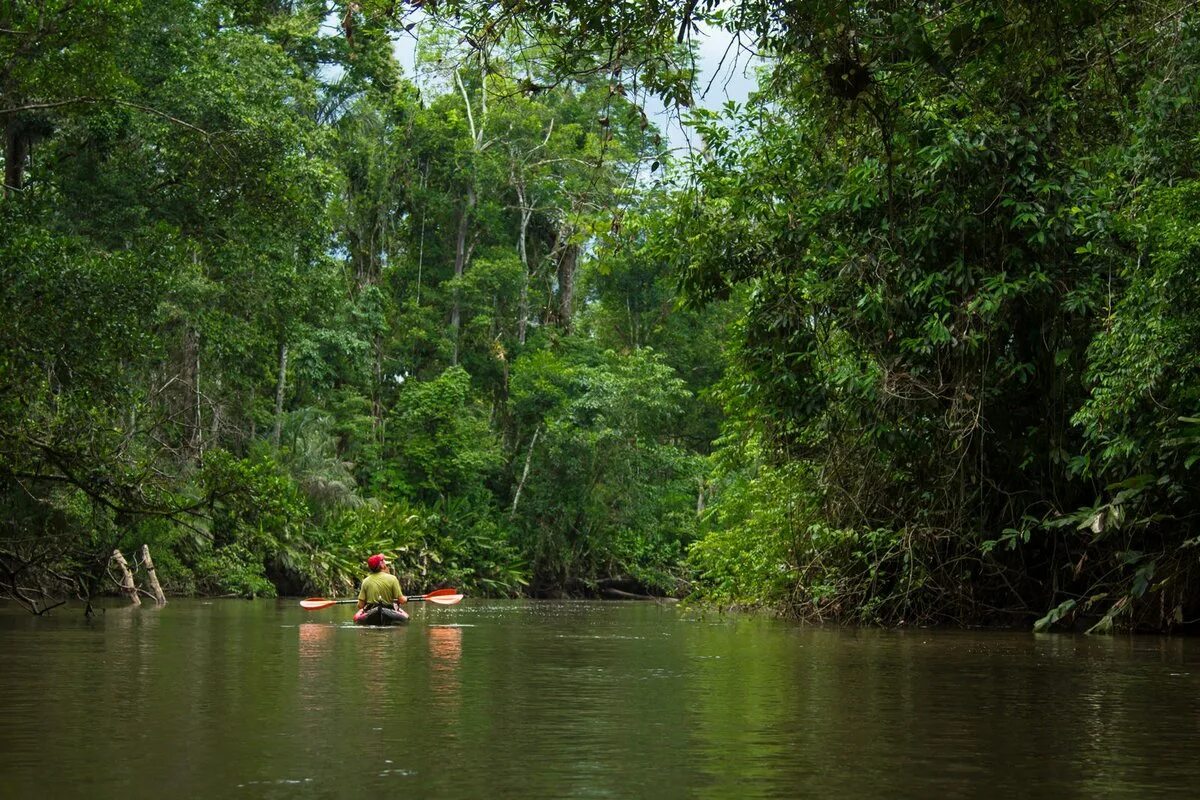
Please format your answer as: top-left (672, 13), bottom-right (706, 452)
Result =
top-left (358, 572), bottom-right (404, 605)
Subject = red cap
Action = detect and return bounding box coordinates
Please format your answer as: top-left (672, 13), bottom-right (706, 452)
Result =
top-left (367, 554), bottom-right (386, 570)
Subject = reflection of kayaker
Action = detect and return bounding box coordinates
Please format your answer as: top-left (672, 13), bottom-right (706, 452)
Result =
top-left (353, 553), bottom-right (409, 626)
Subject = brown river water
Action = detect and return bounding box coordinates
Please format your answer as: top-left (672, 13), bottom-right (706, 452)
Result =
top-left (1, 599), bottom-right (1198, 798)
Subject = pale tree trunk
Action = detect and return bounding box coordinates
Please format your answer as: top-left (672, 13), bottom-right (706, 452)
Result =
top-left (516, 183), bottom-right (533, 345)
top-left (450, 186), bottom-right (476, 363)
top-left (139, 545), bottom-right (167, 605)
top-left (511, 118), bottom-right (554, 345)
top-left (111, 549), bottom-right (141, 606)
top-left (373, 333), bottom-right (384, 436)
top-left (415, 161), bottom-right (430, 305)
top-left (185, 247), bottom-right (204, 456)
top-left (415, 214), bottom-right (426, 305)
top-left (210, 399), bottom-right (222, 443)
top-left (510, 425), bottom-right (542, 517)
top-left (272, 340), bottom-right (288, 448)
top-left (249, 391), bottom-right (257, 441)
top-left (249, 397), bottom-right (257, 441)
top-left (450, 66), bottom-right (488, 364)
top-left (193, 344), bottom-right (203, 455)
top-left (180, 326), bottom-right (202, 457)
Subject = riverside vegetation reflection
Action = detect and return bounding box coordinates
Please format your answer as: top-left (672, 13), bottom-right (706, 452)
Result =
top-left (1, 600), bottom-right (1198, 798)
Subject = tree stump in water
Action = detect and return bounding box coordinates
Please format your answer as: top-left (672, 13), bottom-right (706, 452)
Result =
top-left (139, 544), bottom-right (167, 605)
top-left (111, 549), bottom-right (141, 606)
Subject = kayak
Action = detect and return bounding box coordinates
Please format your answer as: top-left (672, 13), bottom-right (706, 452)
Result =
top-left (353, 604), bottom-right (410, 626)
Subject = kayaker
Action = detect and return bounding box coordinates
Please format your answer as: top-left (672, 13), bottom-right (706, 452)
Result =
top-left (357, 553), bottom-right (407, 615)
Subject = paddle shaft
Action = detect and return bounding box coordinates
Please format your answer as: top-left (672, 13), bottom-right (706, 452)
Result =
top-left (300, 588), bottom-right (460, 610)
top-left (316, 594), bottom-right (443, 604)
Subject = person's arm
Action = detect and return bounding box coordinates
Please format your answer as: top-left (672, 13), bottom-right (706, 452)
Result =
top-left (394, 574), bottom-right (407, 604)
top-left (357, 582), bottom-right (367, 611)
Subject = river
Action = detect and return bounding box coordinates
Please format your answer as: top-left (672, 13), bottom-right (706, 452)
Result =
top-left (0, 599), bottom-right (1198, 798)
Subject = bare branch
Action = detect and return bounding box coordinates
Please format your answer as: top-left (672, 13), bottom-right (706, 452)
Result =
top-left (0, 97), bottom-right (211, 137)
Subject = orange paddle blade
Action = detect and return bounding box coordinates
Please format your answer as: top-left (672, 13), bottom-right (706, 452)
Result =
top-left (300, 598), bottom-right (339, 610)
top-left (423, 587), bottom-right (459, 598)
top-left (424, 593), bottom-right (464, 605)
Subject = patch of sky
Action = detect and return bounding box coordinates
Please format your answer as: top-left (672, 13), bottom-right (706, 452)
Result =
top-left (389, 14), bottom-right (763, 162)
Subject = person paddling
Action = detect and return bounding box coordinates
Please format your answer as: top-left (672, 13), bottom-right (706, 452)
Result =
top-left (355, 553), bottom-right (409, 625)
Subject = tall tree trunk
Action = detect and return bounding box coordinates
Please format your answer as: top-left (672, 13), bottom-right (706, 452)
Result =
top-left (510, 425), bottom-right (542, 517)
top-left (3, 118), bottom-right (30, 196)
top-left (180, 327), bottom-right (202, 457)
top-left (193, 342), bottom-right (203, 455)
top-left (450, 186), bottom-right (476, 363)
top-left (516, 187), bottom-right (533, 345)
top-left (451, 64), bottom-right (487, 364)
top-left (272, 340), bottom-right (288, 448)
top-left (210, 400), bottom-right (222, 444)
top-left (348, 228), bottom-right (367, 289)
top-left (556, 239), bottom-right (578, 333)
top-left (415, 214), bottom-right (426, 305)
top-left (249, 391), bottom-right (257, 441)
top-left (372, 332), bottom-right (383, 435)
top-left (628, 297), bottom-right (639, 349)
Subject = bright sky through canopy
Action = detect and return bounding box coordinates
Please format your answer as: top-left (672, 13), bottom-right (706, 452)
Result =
top-left (391, 21), bottom-right (759, 156)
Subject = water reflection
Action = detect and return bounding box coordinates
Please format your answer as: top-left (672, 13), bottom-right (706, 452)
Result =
top-left (1, 601), bottom-right (1199, 799)
top-left (428, 625), bottom-right (463, 661)
top-left (427, 625), bottom-right (462, 703)
top-left (298, 621), bottom-right (334, 655)
top-left (297, 623), bottom-right (334, 710)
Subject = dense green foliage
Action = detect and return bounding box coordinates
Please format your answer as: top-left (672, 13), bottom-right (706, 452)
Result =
top-left (5, 1), bottom-right (1200, 631)
top-left (675, 0), bottom-right (1200, 631)
top-left (409, 0), bottom-right (1200, 630)
top-left (0, 0), bottom-right (718, 610)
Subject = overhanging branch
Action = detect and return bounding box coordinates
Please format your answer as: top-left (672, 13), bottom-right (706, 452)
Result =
top-left (0, 97), bottom-right (212, 137)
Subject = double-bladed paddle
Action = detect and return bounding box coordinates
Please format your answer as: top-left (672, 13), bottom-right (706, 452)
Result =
top-left (299, 587), bottom-right (463, 610)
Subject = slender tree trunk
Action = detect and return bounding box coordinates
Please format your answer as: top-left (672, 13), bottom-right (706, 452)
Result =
top-left (451, 64), bottom-right (488, 363)
top-left (272, 340), bottom-right (288, 448)
top-left (249, 389), bottom-right (257, 442)
top-left (517, 191), bottom-right (533, 345)
top-left (3, 118), bottom-right (30, 196)
top-left (415, 214), bottom-right (426, 305)
top-left (627, 297), bottom-right (638, 348)
top-left (372, 332), bottom-right (384, 435)
top-left (510, 425), bottom-right (542, 517)
top-left (557, 239), bottom-right (578, 333)
top-left (193, 343), bottom-right (203, 455)
top-left (450, 186), bottom-right (476, 363)
top-left (180, 326), bottom-right (202, 457)
top-left (210, 399), bottom-right (221, 443)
